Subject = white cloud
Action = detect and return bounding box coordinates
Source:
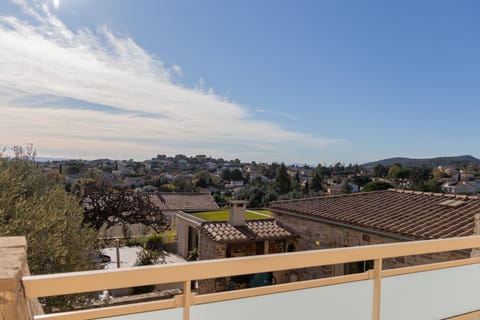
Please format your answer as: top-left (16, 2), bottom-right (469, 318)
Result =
top-left (172, 64), bottom-right (182, 77)
top-left (0, 0), bottom-right (338, 162)
top-left (255, 108), bottom-right (299, 121)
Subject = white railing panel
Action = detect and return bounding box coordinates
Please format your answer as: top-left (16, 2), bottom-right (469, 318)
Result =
top-left (97, 308), bottom-right (182, 320)
top-left (382, 263), bottom-right (480, 320)
top-left (190, 280), bottom-right (373, 320)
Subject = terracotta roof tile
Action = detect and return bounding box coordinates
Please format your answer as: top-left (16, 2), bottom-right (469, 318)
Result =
top-left (150, 192), bottom-right (219, 212)
top-left (269, 190), bottom-right (480, 240)
top-left (201, 219), bottom-right (295, 243)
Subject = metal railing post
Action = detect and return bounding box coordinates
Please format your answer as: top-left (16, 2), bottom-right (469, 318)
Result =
top-left (372, 258), bottom-right (382, 320)
top-left (183, 280), bottom-right (191, 320)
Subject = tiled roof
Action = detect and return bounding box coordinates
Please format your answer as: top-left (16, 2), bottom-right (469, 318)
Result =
top-left (150, 193), bottom-right (219, 212)
top-left (202, 223), bottom-right (249, 242)
top-left (201, 219), bottom-right (295, 243)
top-left (246, 220), bottom-right (293, 239)
top-left (269, 189), bottom-right (480, 240)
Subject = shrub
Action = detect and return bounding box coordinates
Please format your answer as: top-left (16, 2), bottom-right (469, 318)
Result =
top-left (146, 233), bottom-right (164, 251)
top-left (125, 237), bottom-right (146, 247)
top-left (131, 248), bottom-right (158, 294)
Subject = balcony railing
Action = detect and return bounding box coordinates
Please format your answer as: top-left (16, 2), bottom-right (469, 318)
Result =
top-left (21, 236), bottom-right (480, 320)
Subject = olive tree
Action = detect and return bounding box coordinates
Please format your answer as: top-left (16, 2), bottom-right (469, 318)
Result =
top-left (0, 150), bottom-right (97, 275)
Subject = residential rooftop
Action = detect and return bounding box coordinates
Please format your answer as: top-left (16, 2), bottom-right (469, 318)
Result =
top-left (201, 219), bottom-right (295, 243)
top-left (269, 189), bottom-right (480, 240)
top-left (149, 192), bottom-right (219, 212)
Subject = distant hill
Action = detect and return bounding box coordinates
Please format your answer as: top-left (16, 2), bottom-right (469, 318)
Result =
top-left (362, 155), bottom-right (480, 169)
top-left (35, 157), bottom-right (70, 162)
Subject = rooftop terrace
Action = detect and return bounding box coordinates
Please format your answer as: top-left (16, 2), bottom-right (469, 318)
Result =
top-left (190, 209), bottom-right (272, 221)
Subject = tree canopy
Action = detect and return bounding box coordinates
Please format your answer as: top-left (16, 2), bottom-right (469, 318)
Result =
top-left (373, 164), bottom-right (388, 178)
top-left (0, 152), bottom-right (97, 275)
top-left (388, 164), bottom-right (411, 180)
top-left (80, 182), bottom-right (167, 233)
top-left (192, 170), bottom-right (214, 189)
top-left (341, 179), bottom-right (353, 194)
top-left (311, 165), bottom-right (324, 192)
top-left (363, 180), bottom-right (393, 192)
top-left (274, 163), bottom-right (292, 194)
top-left (236, 185), bottom-right (278, 208)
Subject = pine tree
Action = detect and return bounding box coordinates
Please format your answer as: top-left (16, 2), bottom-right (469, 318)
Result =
top-left (341, 179), bottom-right (353, 194)
top-left (274, 163), bottom-right (292, 194)
top-left (311, 167), bottom-right (323, 192)
top-left (303, 180), bottom-right (310, 194)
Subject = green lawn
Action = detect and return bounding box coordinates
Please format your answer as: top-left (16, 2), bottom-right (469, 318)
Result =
top-left (248, 209), bottom-right (272, 216)
top-left (191, 209), bottom-right (272, 221)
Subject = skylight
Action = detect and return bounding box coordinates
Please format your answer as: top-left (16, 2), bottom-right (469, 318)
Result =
top-left (439, 199), bottom-right (466, 207)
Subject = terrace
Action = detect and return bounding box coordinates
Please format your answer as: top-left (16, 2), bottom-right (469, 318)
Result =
top-left (190, 209), bottom-right (272, 221)
top-left (3, 235), bottom-right (480, 320)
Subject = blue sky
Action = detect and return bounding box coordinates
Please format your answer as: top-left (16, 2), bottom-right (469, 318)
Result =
top-left (1, 0), bottom-right (479, 164)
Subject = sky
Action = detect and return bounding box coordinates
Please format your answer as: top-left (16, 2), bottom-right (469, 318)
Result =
top-left (0, 0), bottom-right (479, 165)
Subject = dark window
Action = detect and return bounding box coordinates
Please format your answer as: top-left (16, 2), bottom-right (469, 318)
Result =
top-left (362, 234), bottom-right (371, 242)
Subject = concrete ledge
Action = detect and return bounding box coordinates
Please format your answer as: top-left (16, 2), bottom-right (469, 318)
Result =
top-left (0, 237), bottom-right (27, 249)
top-left (0, 236), bottom-right (43, 320)
top-left (0, 237), bottom-right (28, 294)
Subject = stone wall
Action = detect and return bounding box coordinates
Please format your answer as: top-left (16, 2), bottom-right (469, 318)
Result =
top-left (274, 212), bottom-right (469, 280)
top-left (198, 235), bottom-right (226, 261)
top-left (0, 237), bottom-right (43, 320)
top-left (197, 234), bottom-right (227, 294)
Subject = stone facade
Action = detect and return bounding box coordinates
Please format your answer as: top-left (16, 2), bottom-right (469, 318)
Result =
top-left (0, 237), bottom-right (43, 320)
top-left (197, 234), bottom-right (227, 294)
top-left (196, 236), bottom-right (293, 293)
top-left (198, 235), bottom-right (226, 261)
top-left (274, 212), bottom-right (469, 281)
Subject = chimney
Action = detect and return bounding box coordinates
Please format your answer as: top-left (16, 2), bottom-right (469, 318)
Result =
top-left (229, 200), bottom-right (248, 226)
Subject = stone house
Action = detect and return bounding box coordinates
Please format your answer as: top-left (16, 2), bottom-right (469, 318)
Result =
top-left (176, 201), bottom-right (297, 293)
top-left (269, 189), bottom-right (480, 280)
top-left (326, 182), bottom-right (360, 194)
top-left (224, 180), bottom-right (244, 189)
top-left (441, 181), bottom-right (480, 195)
top-left (124, 176), bottom-right (145, 188)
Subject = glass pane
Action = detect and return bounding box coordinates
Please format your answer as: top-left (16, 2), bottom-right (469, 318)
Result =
top-left (191, 280), bottom-right (373, 320)
top-left (382, 263), bottom-right (480, 320)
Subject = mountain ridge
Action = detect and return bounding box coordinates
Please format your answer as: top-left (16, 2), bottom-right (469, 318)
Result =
top-left (362, 155), bottom-right (480, 169)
